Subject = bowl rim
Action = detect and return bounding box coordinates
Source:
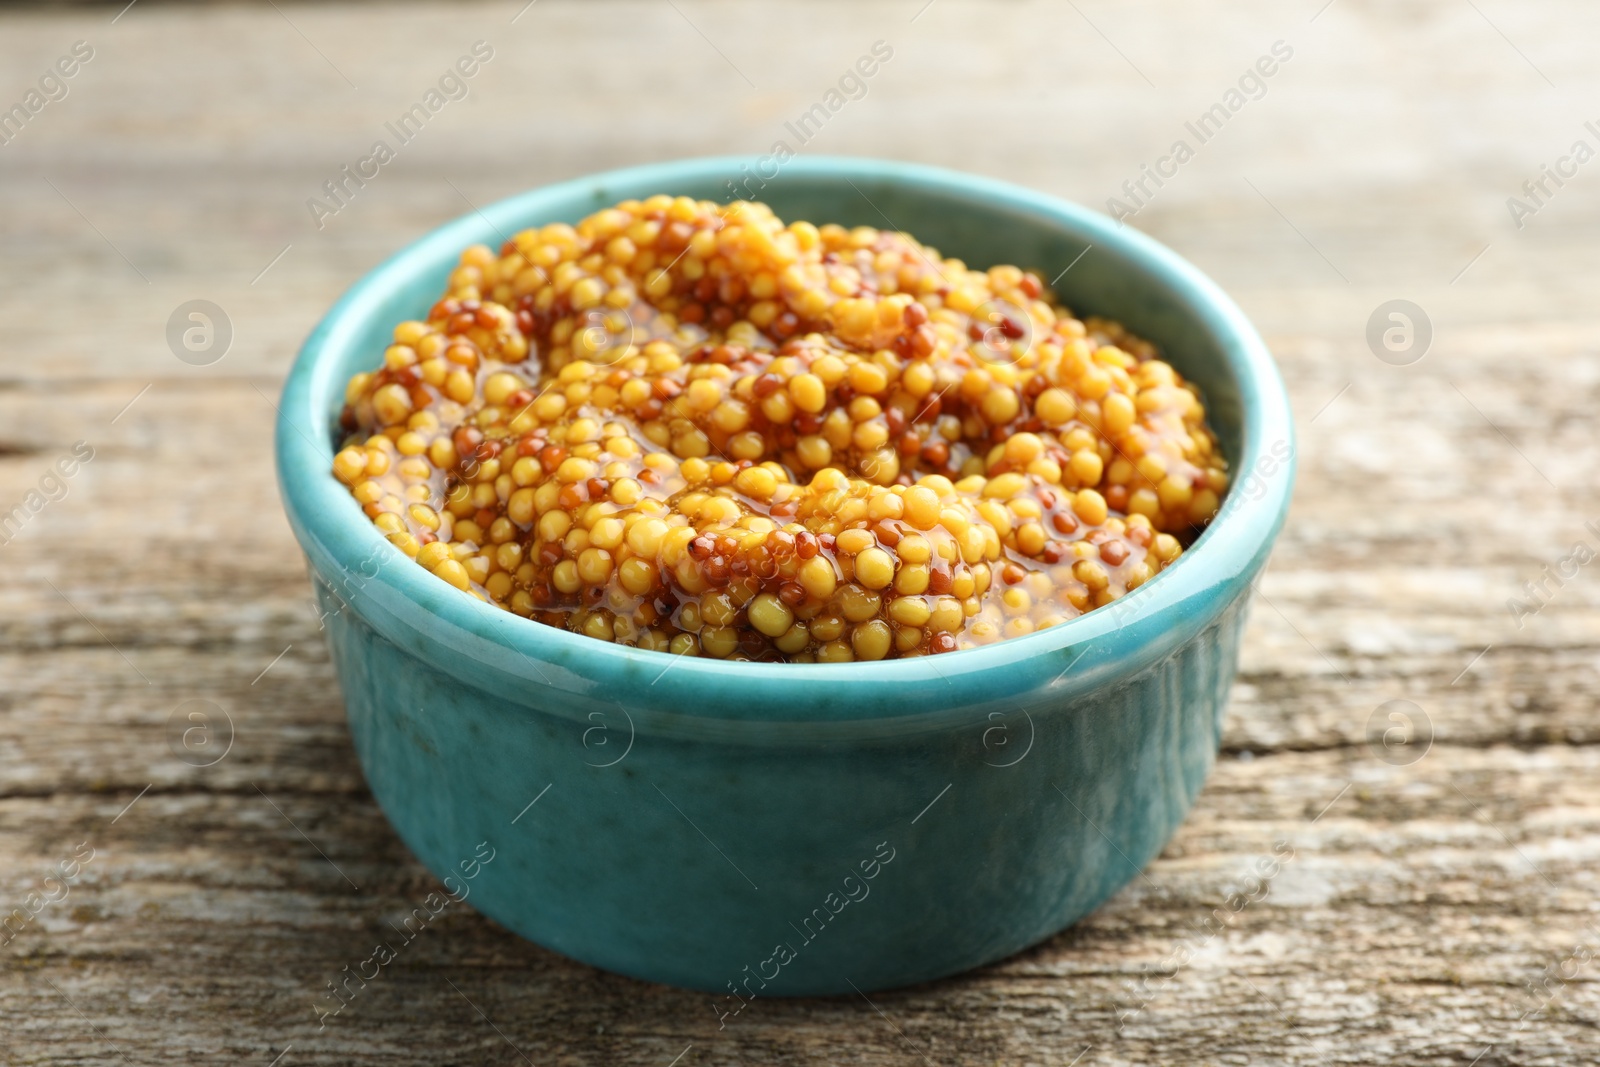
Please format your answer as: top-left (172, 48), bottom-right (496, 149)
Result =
top-left (275, 155), bottom-right (1295, 726)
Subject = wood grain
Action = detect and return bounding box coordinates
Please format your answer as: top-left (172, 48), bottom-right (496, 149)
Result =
top-left (4, 1), bottom-right (1600, 1063)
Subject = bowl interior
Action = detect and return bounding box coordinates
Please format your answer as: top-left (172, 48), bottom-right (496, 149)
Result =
top-left (278, 156), bottom-right (1292, 727)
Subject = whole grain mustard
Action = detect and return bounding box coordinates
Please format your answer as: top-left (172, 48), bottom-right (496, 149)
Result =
top-left (333, 197), bottom-right (1229, 662)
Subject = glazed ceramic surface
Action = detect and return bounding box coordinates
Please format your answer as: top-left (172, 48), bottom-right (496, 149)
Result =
top-left (276, 157), bottom-right (1294, 996)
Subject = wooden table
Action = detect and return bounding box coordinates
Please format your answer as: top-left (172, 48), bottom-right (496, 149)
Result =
top-left (4, 1), bottom-right (1597, 1063)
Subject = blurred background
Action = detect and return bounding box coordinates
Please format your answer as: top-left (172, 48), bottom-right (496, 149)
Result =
top-left (4, 1), bottom-right (1599, 1065)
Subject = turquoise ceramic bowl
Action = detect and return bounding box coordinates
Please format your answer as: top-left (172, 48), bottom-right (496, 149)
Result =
top-left (275, 157), bottom-right (1293, 997)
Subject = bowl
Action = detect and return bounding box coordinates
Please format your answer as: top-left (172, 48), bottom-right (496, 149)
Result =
top-left (275, 156), bottom-right (1294, 997)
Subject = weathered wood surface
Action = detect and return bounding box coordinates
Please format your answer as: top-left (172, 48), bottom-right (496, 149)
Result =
top-left (4, 1), bottom-right (1600, 1064)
